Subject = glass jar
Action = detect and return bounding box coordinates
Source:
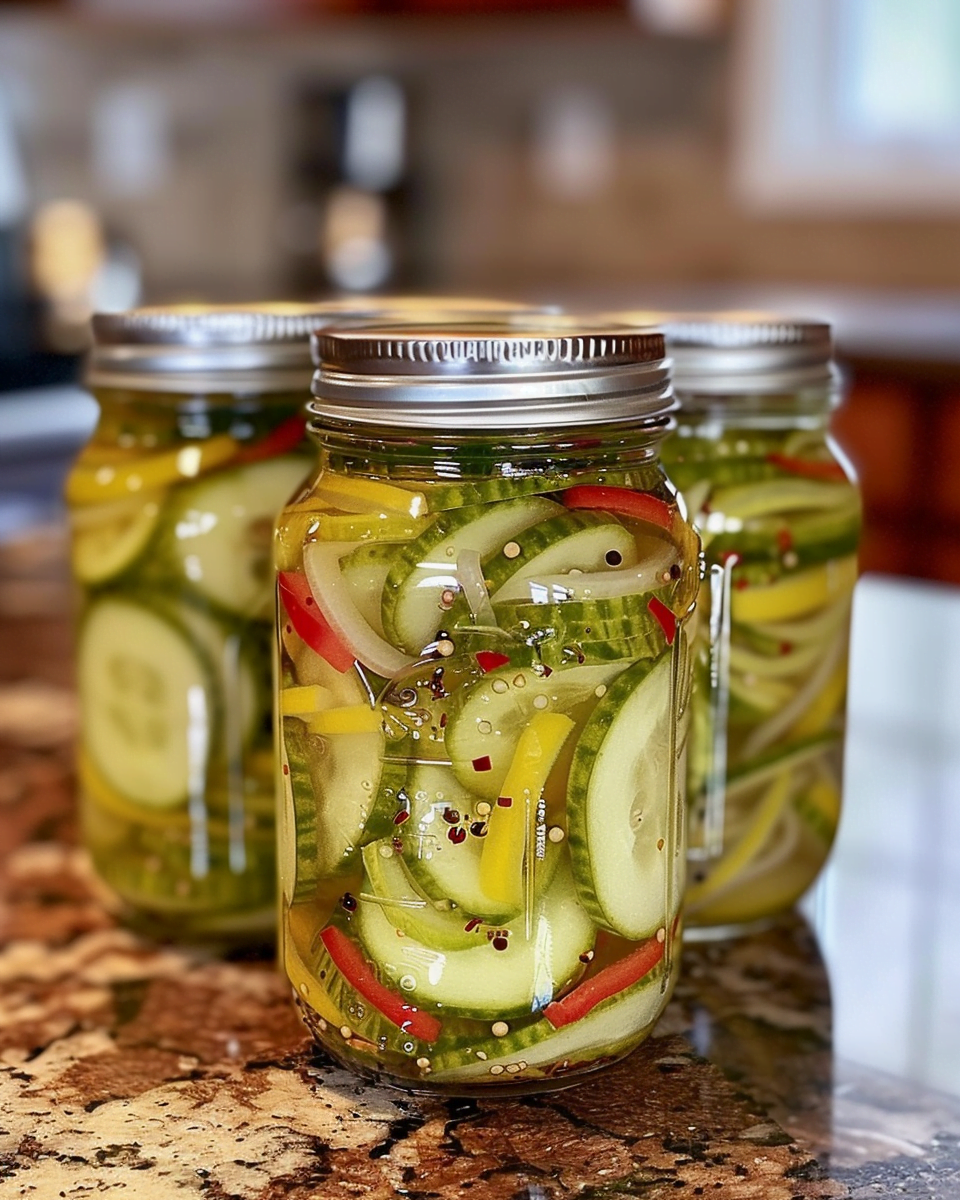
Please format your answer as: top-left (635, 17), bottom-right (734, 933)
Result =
top-left (656, 316), bottom-right (860, 935)
top-left (276, 323), bottom-right (701, 1093)
top-left (70, 304), bottom-right (324, 940)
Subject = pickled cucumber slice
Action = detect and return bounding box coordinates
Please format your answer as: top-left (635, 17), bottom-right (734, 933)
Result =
top-left (78, 596), bottom-right (216, 809)
top-left (566, 654), bottom-right (674, 939)
top-left (70, 495), bottom-right (162, 586)
top-left (166, 455), bottom-right (308, 617)
top-left (396, 761), bottom-right (564, 922)
top-left (280, 713), bottom-right (390, 877)
top-left (484, 510), bottom-right (638, 603)
top-left (381, 496), bottom-right (561, 654)
top-left (428, 965), bottom-right (667, 1082)
top-left (445, 661), bottom-right (627, 802)
top-left (355, 860), bottom-right (595, 1018)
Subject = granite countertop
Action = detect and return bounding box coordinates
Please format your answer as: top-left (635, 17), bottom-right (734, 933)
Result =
top-left (1, 531), bottom-right (959, 1199)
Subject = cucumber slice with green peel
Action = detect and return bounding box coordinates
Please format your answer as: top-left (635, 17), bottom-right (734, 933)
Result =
top-left (428, 964), bottom-right (668, 1082)
top-left (78, 596), bottom-right (216, 809)
top-left (169, 601), bottom-right (262, 749)
top-left (166, 455), bottom-right (308, 617)
top-left (445, 661), bottom-right (629, 802)
top-left (340, 542), bottom-right (398, 637)
top-left (361, 841), bottom-right (489, 951)
top-left (280, 713), bottom-right (390, 877)
top-left (566, 653), bottom-right (675, 939)
top-left (398, 762), bottom-right (561, 921)
top-left (484, 510), bottom-right (637, 603)
top-left (665, 459), bottom-right (780, 492)
top-left (493, 592), bottom-right (671, 670)
top-left (355, 860), bottom-right (595, 1018)
top-left (280, 717), bottom-right (320, 904)
top-left (381, 496), bottom-right (562, 654)
top-left (70, 494), bottom-right (163, 586)
top-left (708, 477), bottom-right (854, 522)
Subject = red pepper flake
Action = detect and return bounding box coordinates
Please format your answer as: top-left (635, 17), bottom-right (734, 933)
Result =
top-left (448, 827), bottom-right (467, 844)
top-left (282, 764), bottom-right (289, 776)
top-left (497, 796), bottom-right (513, 808)
top-left (394, 810), bottom-right (410, 825)
top-left (464, 918), bottom-right (483, 933)
top-left (776, 528), bottom-right (794, 553)
top-left (472, 755), bottom-right (492, 773)
top-left (439, 712), bottom-right (448, 728)
top-left (647, 596), bottom-right (677, 645)
top-left (392, 837), bottom-right (404, 852)
top-left (492, 936), bottom-right (509, 951)
top-left (441, 808), bottom-right (460, 825)
top-left (541, 664), bottom-right (553, 677)
top-left (780, 641), bottom-right (793, 655)
top-left (476, 651), bottom-right (511, 673)
top-left (735, 577), bottom-right (749, 591)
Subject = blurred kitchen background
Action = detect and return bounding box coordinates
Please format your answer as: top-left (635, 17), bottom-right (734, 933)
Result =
top-left (3, 0), bottom-right (960, 577)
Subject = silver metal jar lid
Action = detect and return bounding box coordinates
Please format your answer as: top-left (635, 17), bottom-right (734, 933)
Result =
top-left (662, 312), bottom-right (834, 396)
top-left (87, 296), bottom-right (541, 395)
top-left (309, 323), bottom-right (672, 431)
top-left (88, 303), bottom-right (333, 394)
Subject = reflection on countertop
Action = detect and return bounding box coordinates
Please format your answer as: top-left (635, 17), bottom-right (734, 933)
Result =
top-left (2, 532), bottom-right (960, 1197)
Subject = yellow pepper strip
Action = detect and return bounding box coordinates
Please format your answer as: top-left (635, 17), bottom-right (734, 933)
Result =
top-left (275, 511), bottom-right (323, 572)
top-left (479, 711), bottom-right (575, 910)
top-left (313, 512), bottom-right (434, 543)
top-left (66, 435), bottom-right (239, 505)
top-left (306, 705), bottom-right (382, 736)
top-left (793, 777), bottom-right (840, 846)
top-left (313, 475), bottom-right (428, 519)
top-left (281, 684), bottom-right (334, 716)
top-left (685, 771), bottom-right (792, 913)
top-left (790, 660), bottom-right (847, 738)
top-left (731, 555), bottom-right (857, 624)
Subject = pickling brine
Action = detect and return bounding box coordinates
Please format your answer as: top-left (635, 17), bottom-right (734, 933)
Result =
top-left (278, 324), bottom-right (699, 1092)
top-left (656, 316), bottom-right (859, 933)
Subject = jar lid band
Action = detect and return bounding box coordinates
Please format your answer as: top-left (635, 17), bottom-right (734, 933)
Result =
top-left (607, 311), bottom-right (836, 397)
top-left (309, 324), bottom-right (674, 430)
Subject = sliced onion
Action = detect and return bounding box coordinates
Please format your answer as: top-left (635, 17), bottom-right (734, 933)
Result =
top-left (303, 540), bottom-right (414, 679)
top-left (456, 549), bottom-right (497, 628)
top-left (740, 629), bottom-right (847, 759)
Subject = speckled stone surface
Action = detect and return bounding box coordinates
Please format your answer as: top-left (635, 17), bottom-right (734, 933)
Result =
top-left (1, 532), bottom-right (958, 1198)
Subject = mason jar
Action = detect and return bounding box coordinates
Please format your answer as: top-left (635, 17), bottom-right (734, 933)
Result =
top-left (276, 323), bottom-right (700, 1092)
top-left (70, 304), bottom-right (324, 940)
top-left (656, 316), bottom-right (861, 935)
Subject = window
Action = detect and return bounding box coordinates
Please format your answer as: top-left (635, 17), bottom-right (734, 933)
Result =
top-left (734, 0), bottom-right (960, 213)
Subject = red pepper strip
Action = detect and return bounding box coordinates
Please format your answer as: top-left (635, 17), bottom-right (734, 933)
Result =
top-left (476, 651), bottom-right (511, 673)
top-left (562, 485), bottom-right (674, 533)
top-left (319, 926), bottom-right (442, 1043)
top-left (766, 453), bottom-right (847, 482)
top-left (278, 571), bottom-right (354, 673)
top-left (544, 932), bottom-right (664, 1029)
top-left (235, 415), bottom-right (308, 465)
top-left (647, 595), bottom-right (677, 645)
